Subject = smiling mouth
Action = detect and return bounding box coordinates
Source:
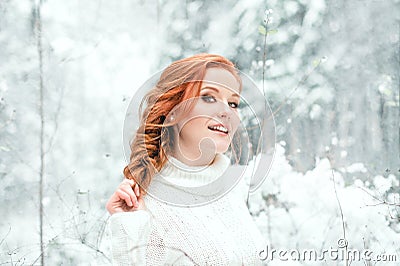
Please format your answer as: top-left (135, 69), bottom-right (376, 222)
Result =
top-left (208, 125), bottom-right (229, 134)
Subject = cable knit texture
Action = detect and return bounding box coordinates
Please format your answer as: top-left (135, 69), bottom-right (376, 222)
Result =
top-left (109, 153), bottom-right (266, 265)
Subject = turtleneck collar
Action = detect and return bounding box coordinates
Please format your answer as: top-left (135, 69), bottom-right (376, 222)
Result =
top-left (158, 153), bottom-right (231, 187)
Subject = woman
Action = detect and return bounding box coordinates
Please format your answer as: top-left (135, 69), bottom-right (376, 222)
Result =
top-left (106, 54), bottom-right (266, 265)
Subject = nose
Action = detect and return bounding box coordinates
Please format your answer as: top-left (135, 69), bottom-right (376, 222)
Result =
top-left (217, 102), bottom-right (232, 119)
top-left (218, 111), bottom-right (228, 119)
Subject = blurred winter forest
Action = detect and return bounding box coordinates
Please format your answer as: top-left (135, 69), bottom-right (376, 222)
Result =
top-left (0, 0), bottom-right (399, 265)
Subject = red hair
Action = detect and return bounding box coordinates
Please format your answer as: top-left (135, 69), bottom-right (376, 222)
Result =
top-left (123, 54), bottom-right (241, 194)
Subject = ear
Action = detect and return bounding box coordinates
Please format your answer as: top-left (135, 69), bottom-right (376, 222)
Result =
top-left (165, 111), bottom-right (175, 122)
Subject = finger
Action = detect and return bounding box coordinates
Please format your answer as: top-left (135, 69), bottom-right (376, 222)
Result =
top-left (116, 189), bottom-right (134, 207)
top-left (120, 180), bottom-right (136, 195)
top-left (123, 179), bottom-right (135, 187)
top-left (119, 186), bottom-right (138, 207)
top-left (134, 184), bottom-right (140, 197)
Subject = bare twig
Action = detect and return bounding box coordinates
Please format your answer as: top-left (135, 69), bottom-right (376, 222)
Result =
top-left (362, 237), bottom-right (373, 266)
top-left (246, 9), bottom-right (274, 208)
top-left (49, 178), bottom-right (112, 262)
top-left (45, 86), bottom-right (65, 155)
top-left (268, 59), bottom-right (322, 120)
top-left (0, 225), bottom-right (11, 248)
top-left (79, 239), bottom-right (111, 263)
top-left (331, 169), bottom-right (349, 266)
top-left (357, 186), bottom-right (400, 207)
top-left (244, 57), bottom-right (324, 132)
top-left (34, 0), bottom-right (45, 264)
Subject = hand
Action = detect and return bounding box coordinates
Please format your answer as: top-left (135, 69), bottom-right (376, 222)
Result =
top-left (106, 179), bottom-right (146, 214)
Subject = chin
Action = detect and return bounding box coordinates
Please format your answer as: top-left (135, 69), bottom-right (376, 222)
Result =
top-left (216, 144), bottom-right (230, 154)
top-left (213, 135), bottom-right (235, 154)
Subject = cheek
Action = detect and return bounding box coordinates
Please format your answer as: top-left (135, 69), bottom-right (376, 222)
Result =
top-left (176, 102), bottom-right (207, 125)
top-left (178, 117), bottom-right (207, 138)
top-left (190, 101), bottom-right (210, 116)
top-left (230, 113), bottom-right (241, 133)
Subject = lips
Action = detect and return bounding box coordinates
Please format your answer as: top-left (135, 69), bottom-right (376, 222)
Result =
top-left (208, 124), bottom-right (229, 134)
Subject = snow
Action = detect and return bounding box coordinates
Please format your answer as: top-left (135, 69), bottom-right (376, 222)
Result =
top-left (249, 144), bottom-right (400, 263)
top-left (1, 0), bottom-right (398, 264)
top-left (373, 175), bottom-right (395, 194)
top-left (346, 163), bottom-right (368, 173)
top-left (50, 37), bottom-right (75, 55)
top-left (284, 1), bottom-right (299, 16)
top-left (0, 80), bottom-right (8, 92)
top-left (309, 103), bottom-right (322, 120)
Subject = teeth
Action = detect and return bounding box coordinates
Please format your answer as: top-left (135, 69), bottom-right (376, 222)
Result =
top-left (209, 125), bottom-right (228, 133)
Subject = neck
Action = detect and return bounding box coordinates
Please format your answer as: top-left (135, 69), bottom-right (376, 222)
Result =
top-left (172, 150), bottom-right (216, 167)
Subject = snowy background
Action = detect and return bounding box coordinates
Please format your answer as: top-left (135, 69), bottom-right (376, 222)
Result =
top-left (0, 0), bottom-right (399, 265)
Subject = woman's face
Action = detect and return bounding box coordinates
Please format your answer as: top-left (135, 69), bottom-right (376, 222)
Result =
top-left (171, 67), bottom-right (241, 165)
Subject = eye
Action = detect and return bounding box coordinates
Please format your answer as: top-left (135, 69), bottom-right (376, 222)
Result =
top-left (201, 95), bottom-right (217, 103)
top-left (228, 102), bottom-right (239, 109)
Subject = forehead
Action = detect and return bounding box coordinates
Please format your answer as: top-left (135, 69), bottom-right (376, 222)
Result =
top-left (201, 67), bottom-right (241, 94)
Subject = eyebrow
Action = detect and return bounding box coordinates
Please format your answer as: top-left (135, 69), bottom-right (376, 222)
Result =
top-left (201, 86), bottom-right (240, 98)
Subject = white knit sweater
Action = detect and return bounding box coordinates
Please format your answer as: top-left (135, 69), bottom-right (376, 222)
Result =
top-left (109, 154), bottom-right (266, 265)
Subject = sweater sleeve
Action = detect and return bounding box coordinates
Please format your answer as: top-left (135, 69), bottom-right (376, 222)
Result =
top-left (109, 210), bottom-right (153, 265)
